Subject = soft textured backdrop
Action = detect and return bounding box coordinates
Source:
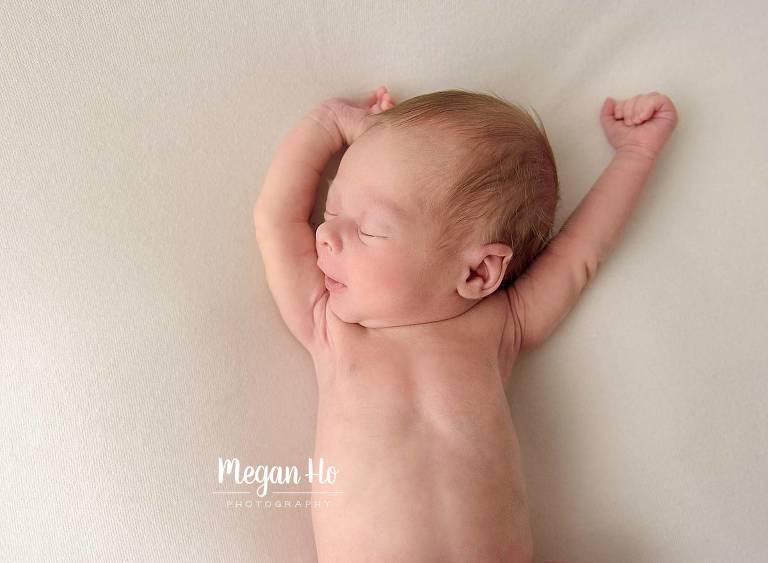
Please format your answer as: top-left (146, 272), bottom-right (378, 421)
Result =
top-left (2, 2), bottom-right (766, 562)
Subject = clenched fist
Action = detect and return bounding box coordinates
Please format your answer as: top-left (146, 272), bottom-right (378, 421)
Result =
top-left (601, 92), bottom-right (678, 160)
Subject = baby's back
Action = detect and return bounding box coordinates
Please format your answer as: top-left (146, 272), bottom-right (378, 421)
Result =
top-left (309, 290), bottom-right (533, 563)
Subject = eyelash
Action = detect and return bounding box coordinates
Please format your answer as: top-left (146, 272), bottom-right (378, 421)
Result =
top-left (323, 213), bottom-right (376, 238)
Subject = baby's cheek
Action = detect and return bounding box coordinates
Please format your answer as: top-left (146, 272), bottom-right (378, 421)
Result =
top-left (375, 267), bottom-right (408, 293)
top-left (365, 253), bottom-right (409, 293)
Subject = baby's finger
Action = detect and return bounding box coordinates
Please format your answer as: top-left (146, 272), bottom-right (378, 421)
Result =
top-left (624, 97), bottom-right (637, 126)
top-left (381, 93), bottom-right (396, 110)
top-left (368, 86), bottom-right (392, 109)
top-left (644, 92), bottom-right (668, 120)
top-left (367, 88), bottom-right (383, 106)
top-left (364, 86), bottom-right (384, 106)
top-left (629, 93), bottom-right (657, 124)
top-left (613, 99), bottom-right (624, 120)
top-left (632, 97), bottom-right (647, 123)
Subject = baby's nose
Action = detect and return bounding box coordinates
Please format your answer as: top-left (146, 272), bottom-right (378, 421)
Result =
top-left (316, 225), bottom-right (342, 254)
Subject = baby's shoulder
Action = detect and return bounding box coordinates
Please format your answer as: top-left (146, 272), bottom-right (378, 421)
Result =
top-left (459, 288), bottom-right (511, 335)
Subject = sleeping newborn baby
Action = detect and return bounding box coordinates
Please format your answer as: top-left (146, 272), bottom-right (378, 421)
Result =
top-left (253, 86), bottom-right (677, 562)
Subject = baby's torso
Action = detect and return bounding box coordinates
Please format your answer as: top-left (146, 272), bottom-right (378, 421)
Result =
top-left (309, 290), bottom-right (532, 563)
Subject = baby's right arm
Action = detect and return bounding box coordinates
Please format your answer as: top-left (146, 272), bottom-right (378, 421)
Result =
top-left (507, 92), bottom-right (678, 352)
top-left (253, 87), bottom-right (394, 352)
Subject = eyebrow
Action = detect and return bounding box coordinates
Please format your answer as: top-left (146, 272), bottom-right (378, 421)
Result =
top-left (369, 196), bottom-right (409, 219)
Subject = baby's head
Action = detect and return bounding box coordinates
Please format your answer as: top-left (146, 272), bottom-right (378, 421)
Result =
top-left (315, 89), bottom-right (559, 328)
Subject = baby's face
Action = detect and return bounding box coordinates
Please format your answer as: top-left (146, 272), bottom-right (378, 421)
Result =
top-left (315, 125), bottom-right (460, 328)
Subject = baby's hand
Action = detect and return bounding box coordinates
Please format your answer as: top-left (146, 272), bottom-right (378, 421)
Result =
top-left (600, 92), bottom-right (678, 160)
top-left (319, 86), bottom-right (396, 146)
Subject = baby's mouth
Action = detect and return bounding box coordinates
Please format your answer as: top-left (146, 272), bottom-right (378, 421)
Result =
top-left (324, 275), bottom-right (346, 291)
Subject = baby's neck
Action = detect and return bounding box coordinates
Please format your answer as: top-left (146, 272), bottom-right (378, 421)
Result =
top-left (356, 296), bottom-right (484, 329)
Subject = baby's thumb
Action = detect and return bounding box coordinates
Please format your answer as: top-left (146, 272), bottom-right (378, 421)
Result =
top-left (600, 97), bottom-right (616, 124)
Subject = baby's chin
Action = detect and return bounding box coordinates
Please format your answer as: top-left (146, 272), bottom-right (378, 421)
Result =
top-left (328, 293), bottom-right (427, 328)
top-left (326, 292), bottom-right (360, 324)
top-left (327, 291), bottom-right (387, 326)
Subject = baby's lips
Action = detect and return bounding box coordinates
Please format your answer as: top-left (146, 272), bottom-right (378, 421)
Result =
top-left (317, 261), bottom-right (345, 286)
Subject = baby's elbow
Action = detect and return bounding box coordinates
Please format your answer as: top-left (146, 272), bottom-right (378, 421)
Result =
top-left (252, 204), bottom-right (275, 240)
top-left (252, 201), bottom-right (264, 228)
top-left (581, 255), bottom-right (599, 286)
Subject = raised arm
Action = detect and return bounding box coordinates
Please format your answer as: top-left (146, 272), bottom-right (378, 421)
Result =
top-left (253, 87), bottom-right (395, 351)
top-left (508, 92), bottom-right (678, 352)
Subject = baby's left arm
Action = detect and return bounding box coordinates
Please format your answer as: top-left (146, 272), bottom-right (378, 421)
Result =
top-left (507, 92), bottom-right (679, 353)
top-left (253, 87), bottom-right (394, 352)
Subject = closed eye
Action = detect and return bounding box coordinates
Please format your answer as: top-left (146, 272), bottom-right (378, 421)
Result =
top-left (323, 212), bottom-right (388, 239)
top-left (359, 227), bottom-right (391, 239)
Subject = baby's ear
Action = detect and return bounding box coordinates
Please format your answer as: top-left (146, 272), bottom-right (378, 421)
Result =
top-left (456, 243), bottom-right (513, 300)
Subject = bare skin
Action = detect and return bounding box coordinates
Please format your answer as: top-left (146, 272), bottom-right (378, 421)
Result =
top-left (309, 288), bottom-right (531, 562)
top-left (254, 86), bottom-right (678, 562)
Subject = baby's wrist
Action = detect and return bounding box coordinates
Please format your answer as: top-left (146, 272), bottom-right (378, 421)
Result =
top-left (307, 103), bottom-right (339, 133)
top-left (302, 104), bottom-right (345, 151)
top-left (615, 144), bottom-right (658, 163)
